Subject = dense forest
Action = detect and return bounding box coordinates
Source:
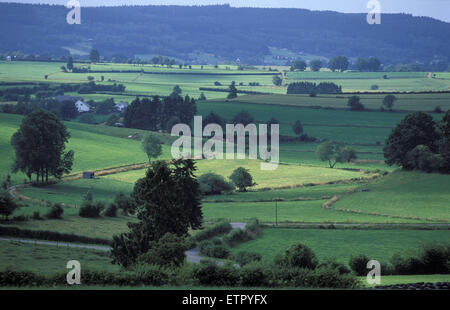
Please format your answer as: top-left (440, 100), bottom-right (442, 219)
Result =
top-left (0, 3), bottom-right (449, 64)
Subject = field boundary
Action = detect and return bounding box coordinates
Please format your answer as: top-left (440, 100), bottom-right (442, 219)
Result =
top-left (322, 193), bottom-right (449, 223)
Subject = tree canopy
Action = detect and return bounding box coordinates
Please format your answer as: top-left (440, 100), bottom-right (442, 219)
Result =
top-left (11, 110), bottom-right (74, 183)
top-left (111, 159), bottom-right (202, 267)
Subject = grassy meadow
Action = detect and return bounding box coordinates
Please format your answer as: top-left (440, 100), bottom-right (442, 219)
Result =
top-left (230, 228), bottom-right (450, 265)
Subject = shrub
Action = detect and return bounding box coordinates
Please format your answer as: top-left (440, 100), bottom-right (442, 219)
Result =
top-left (391, 243), bottom-right (450, 275)
top-left (137, 233), bottom-right (188, 267)
top-left (234, 251), bottom-right (262, 266)
top-left (348, 96), bottom-right (365, 111)
top-left (275, 243), bottom-right (318, 269)
top-left (193, 260), bottom-right (239, 286)
top-left (79, 201), bottom-right (104, 218)
top-left (192, 222), bottom-right (232, 242)
top-left (130, 264), bottom-right (169, 286)
top-left (223, 229), bottom-right (251, 247)
top-left (0, 269), bottom-right (45, 287)
top-left (198, 173), bottom-right (233, 195)
top-left (114, 192), bottom-right (135, 216)
top-left (198, 240), bottom-right (230, 259)
top-left (308, 266), bottom-right (360, 289)
top-left (370, 84), bottom-right (379, 90)
top-left (318, 258), bottom-right (351, 275)
top-left (0, 190), bottom-right (18, 220)
top-left (349, 254), bottom-right (370, 276)
top-left (239, 262), bottom-right (271, 287)
top-left (103, 203), bottom-right (117, 217)
top-left (0, 226), bottom-right (110, 245)
top-left (32, 211), bottom-right (43, 220)
top-left (45, 203), bottom-right (64, 219)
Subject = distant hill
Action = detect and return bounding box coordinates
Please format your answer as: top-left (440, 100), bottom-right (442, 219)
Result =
top-left (1, 3), bottom-right (449, 65)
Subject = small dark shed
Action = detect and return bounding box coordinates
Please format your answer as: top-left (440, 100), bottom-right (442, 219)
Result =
top-left (83, 171), bottom-right (95, 179)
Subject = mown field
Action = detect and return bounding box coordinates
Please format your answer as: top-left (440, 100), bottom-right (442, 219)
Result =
top-left (230, 228), bottom-right (450, 265)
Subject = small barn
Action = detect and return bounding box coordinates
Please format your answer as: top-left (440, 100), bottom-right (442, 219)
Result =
top-left (83, 171), bottom-right (95, 179)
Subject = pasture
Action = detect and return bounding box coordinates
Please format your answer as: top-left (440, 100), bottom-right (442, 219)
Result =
top-left (229, 228), bottom-right (450, 265)
top-left (332, 171), bottom-right (450, 222)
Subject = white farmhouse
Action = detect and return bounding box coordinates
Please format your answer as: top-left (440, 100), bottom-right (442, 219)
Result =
top-left (75, 100), bottom-right (90, 113)
top-left (115, 101), bottom-right (127, 112)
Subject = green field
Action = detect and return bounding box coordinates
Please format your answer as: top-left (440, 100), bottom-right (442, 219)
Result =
top-left (0, 241), bottom-right (117, 275)
top-left (104, 159), bottom-right (366, 189)
top-left (230, 228), bottom-right (450, 265)
top-left (0, 113), bottom-right (172, 184)
top-left (333, 171), bottom-right (450, 222)
top-left (229, 93), bottom-right (450, 112)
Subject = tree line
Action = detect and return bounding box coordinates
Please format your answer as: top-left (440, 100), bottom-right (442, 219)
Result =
top-left (124, 90), bottom-right (197, 131)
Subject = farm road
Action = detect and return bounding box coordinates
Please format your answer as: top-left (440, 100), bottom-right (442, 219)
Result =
top-left (0, 222), bottom-right (248, 264)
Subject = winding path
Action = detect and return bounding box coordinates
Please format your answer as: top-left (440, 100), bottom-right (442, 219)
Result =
top-left (0, 222), bottom-right (248, 264)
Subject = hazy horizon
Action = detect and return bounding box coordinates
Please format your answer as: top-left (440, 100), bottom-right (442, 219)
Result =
top-left (2, 0), bottom-right (450, 22)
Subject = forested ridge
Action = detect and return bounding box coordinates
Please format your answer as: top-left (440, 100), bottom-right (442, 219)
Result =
top-left (0, 3), bottom-right (449, 64)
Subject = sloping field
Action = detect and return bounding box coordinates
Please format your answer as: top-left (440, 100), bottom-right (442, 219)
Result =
top-left (332, 171), bottom-right (450, 222)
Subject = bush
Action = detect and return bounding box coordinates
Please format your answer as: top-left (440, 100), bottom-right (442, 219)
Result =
top-left (223, 229), bottom-right (251, 247)
top-left (234, 251), bottom-right (262, 266)
top-left (103, 203), bottom-right (117, 217)
top-left (318, 258), bottom-right (351, 275)
top-left (198, 173), bottom-right (233, 195)
top-left (79, 201), bottom-right (104, 218)
top-left (198, 240), bottom-right (230, 259)
top-left (275, 243), bottom-right (318, 269)
top-left (130, 264), bottom-right (169, 286)
top-left (32, 211), bottom-right (43, 220)
top-left (391, 243), bottom-right (450, 275)
top-left (45, 203), bottom-right (64, 219)
top-left (349, 254), bottom-right (370, 276)
top-left (308, 266), bottom-right (360, 288)
top-left (239, 262), bottom-right (271, 287)
top-left (193, 260), bottom-right (239, 286)
top-left (137, 233), bottom-right (188, 267)
top-left (0, 269), bottom-right (45, 287)
top-left (192, 222), bottom-right (232, 242)
top-left (0, 226), bottom-right (110, 245)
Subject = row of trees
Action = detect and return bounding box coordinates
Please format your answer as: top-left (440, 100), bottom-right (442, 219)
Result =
top-left (287, 82), bottom-right (342, 95)
top-left (123, 90), bottom-right (197, 131)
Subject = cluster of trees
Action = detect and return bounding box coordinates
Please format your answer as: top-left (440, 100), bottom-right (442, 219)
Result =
top-left (356, 57), bottom-right (381, 72)
top-left (316, 141), bottom-right (357, 168)
top-left (290, 59), bottom-right (323, 72)
top-left (287, 82), bottom-right (342, 95)
top-left (384, 110), bottom-right (450, 173)
top-left (327, 56), bottom-right (349, 72)
top-left (10, 110), bottom-right (74, 184)
top-left (124, 90), bottom-right (197, 131)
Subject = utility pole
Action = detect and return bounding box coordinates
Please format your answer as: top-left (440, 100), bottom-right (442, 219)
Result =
top-left (275, 199), bottom-right (278, 227)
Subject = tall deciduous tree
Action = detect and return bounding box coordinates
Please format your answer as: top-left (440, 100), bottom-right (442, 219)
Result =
top-left (67, 56), bottom-right (74, 71)
top-left (110, 159), bottom-right (202, 267)
top-left (141, 134), bottom-right (162, 161)
top-left (89, 49), bottom-right (100, 63)
top-left (328, 56), bottom-right (349, 72)
top-left (11, 110), bottom-right (74, 183)
top-left (384, 112), bottom-right (440, 169)
top-left (309, 59), bottom-right (323, 72)
top-left (316, 141), bottom-right (357, 168)
top-left (229, 167), bottom-right (255, 192)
